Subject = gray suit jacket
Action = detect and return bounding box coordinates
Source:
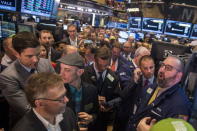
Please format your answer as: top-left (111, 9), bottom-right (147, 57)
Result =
top-left (0, 58), bottom-right (55, 128)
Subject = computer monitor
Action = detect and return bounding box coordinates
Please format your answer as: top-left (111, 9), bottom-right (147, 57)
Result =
top-left (17, 24), bottom-right (33, 33)
top-left (107, 21), bottom-right (116, 28)
top-left (129, 17), bottom-right (142, 31)
top-left (190, 24), bottom-right (197, 39)
top-left (21, 0), bottom-right (54, 17)
top-left (1, 21), bottom-right (16, 38)
top-left (119, 31), bottom-right (129, 39)
top-left (0, 0), bottom-right (16, 11)
top-left (151, 40), bottom-right (192, 63)
top-left (116, 22), bottom-right (128, 29)
top-left (142, 17), bottom-right (164, 33)
top-left (164, 20), bottom-right (192, 38)
top-left (118, 38), bottom-right (127, 43)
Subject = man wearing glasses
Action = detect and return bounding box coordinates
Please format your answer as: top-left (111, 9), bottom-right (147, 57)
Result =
top-left (13, 72), bottom-right (78, 131)
top-left (66, 24), bottom-right (78, 47)
top-left (126, 56), bottom-right (191, 131)
top-left (0, 32), bottom-right (55, 129)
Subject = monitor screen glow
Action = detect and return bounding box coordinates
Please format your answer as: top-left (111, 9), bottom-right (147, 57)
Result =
top-left (190, 24), bottom-right (197, 39)
top-left (21, 0), bottom-right (54, 17)
top-left (1, 21), bottom-right (16, 38)
top-left (129, 17), bottom-right (142, 31)
top-left (142, 17), bottom-right (164, 33)
top-left (164, 20), bottom-right (192, 38)
top-left (0, 0), bottom-right (16, 11)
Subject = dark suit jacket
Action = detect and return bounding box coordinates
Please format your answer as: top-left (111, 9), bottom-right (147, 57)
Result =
top-left (65, 82), bottom-right (99, 130)
top-left (114, 76), bottom-right (157, 131)
top-left (127, 83), bottom-right (191, 131)
top-left (82, 64), bottom-right (120, 102)
top-left (0, 58), bottom-right (55, 128)
top-left (12, 108), bottom-right (78, 131)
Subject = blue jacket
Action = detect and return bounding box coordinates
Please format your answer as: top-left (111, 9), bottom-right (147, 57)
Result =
top-left (127, 83), bottom-right (191, 130)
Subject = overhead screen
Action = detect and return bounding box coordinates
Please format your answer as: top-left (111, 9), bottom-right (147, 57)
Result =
top-left (0, 0), bottom-right (16, 11)
top-left (190, 24), bottom-right (197, 39)
top-left (142, 17), bottom-right (164, 33)
top-left (129, 17), bottom-right (142, 31)
top-left (164, 20), bottom-right (192, 38)
top-left (21, 0), bottom-right (55, 17)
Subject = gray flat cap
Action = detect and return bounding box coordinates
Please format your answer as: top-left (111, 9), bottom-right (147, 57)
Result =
top-left (57, 53), bottom-right (84, 68)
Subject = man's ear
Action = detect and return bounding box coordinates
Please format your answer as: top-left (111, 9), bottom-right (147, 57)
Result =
top-left (35, 99), bottom-right (45, 107)
top-left (77, 69), bottom-right (84, 76)
top-left (177, 72), bottom-right (183, 82)
top-left (15, 52), bottom-right (20, 59)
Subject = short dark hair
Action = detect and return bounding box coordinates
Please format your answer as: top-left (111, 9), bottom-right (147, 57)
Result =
top-left (12, 31), bottom-right (40, 53)
top-left (39, 30), bottom-right (52, 38)
top-left (25, 72), bottom-right (64, 107)
top-left (95, 47), bottom-right (111, 60)
top-left (139, 55), bottom-right (155, 67)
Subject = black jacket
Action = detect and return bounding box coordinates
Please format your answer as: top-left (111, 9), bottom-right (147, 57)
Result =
top-left (82, 64), bottom-right (120, 102)
top-left (65, 82), bottom-right (99, 130)
top-left (12, 108), bottom-right (78, 131)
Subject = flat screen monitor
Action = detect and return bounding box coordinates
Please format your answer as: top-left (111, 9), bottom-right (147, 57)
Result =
top-left (119, 31), bottom-right (129, 39)
top-left (135, 32), bottom-right (144, 41)
top-left (142, 17), bottom-right (164, 33)
top-left (21, 0), bottom-right (55, 17)
top-left (129, 17), bottom-right (142, 31)
top-left (17, 24), bottom-right (33, 33)
top-left (164, 20), bottom-right (192, 38)
top-left (1, 21), bottom-right (16, 38)
top-left (190, 24), bottom-right (197, 39)
top-left (107, 21), bottom-right (116, 28)
top-left (116, 22), bottom-right (128, 29)
top-left (118, 38), bottom-right (127, 43)
top-left (151, 40), bottom-right (192, 63)
top-left (0, 0), bottom-right (16, 11)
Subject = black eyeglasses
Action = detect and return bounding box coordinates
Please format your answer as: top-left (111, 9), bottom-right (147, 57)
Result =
top-left (35, 94), bottom-right (67, 103)
top-left (160, 63), bottom-right (180, 72)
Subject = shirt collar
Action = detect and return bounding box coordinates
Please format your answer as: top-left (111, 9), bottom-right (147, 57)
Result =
top-left (143, 75), bottom-right (155, 85)
top-left (33, 108), bottom-right (63, 130)
top-left (93, 62), bottom-right (107, 79)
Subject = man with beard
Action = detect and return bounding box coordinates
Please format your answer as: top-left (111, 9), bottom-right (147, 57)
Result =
top-left (126, 56), bottom-right (191, 131)
top-left (39, 30), bottom-right (62, 62)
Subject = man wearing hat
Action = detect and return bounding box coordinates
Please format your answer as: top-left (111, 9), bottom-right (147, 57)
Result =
top-left (57, 53), bottom-right (99, 131)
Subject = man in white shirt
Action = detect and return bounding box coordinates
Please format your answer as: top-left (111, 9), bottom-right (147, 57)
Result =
top-left (13, 72), bottom-right (78, 131)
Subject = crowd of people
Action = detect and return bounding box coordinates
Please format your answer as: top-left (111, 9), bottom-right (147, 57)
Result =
top-left (0, 24), bottom-right (196, 131)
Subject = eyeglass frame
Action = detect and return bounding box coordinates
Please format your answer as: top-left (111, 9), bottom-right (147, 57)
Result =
top-left (160, 63), bottom-right (181, 72)
top-left (35, 94), bottom-right (67, 103)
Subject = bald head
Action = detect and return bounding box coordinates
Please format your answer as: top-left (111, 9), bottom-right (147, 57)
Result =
top-left (62, 45), bottom-right (78, 56)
